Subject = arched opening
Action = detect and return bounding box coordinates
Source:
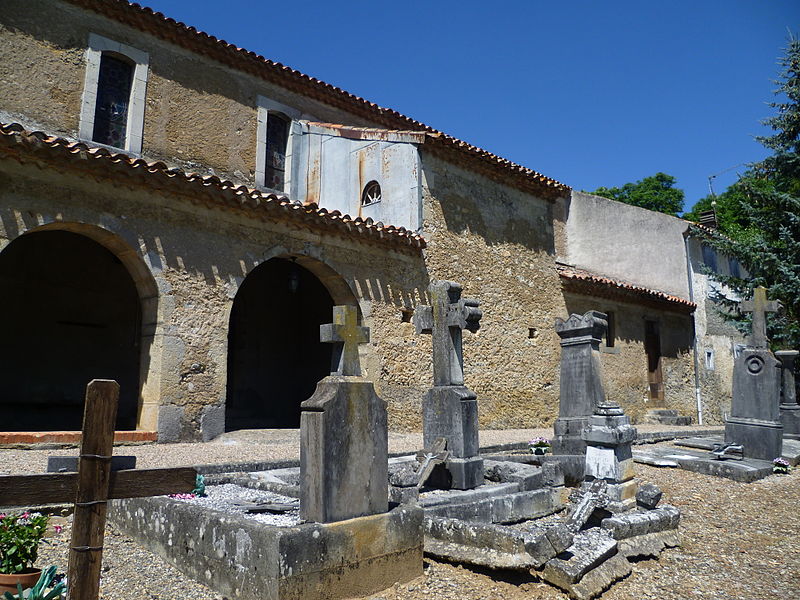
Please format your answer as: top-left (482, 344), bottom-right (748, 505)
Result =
top-left (225, 257), bottom-right (345, 430)
top-left (0, 230), bottom-right (142, 430)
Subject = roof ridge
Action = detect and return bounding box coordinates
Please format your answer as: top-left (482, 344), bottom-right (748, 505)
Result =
top-left (63, 0), bottom-right (569, 199)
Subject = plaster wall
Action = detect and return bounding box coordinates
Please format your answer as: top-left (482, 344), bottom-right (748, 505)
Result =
top-left (562, 191), bottom-right (690, 298)
top-left (562, 293), bottom-right (696, 423)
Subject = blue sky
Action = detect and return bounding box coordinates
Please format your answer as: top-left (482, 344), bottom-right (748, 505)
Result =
top-left (142, 1), bottom-right (798, 213)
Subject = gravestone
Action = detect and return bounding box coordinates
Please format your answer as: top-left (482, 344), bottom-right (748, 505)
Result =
top-left (724, 287), bottom-right (783, 461)
top-left (552, 311), bottom-right (608, 459)
top-left (581, 401), bottom-right (637, 511)
top-left (415, 280), bottom-right (483, 490)
top-left (777, 350), bottom-right (800, 440)
top-left (300, 305), bottom-right (388, 523)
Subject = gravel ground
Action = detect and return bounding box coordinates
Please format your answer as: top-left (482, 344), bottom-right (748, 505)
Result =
top-left (0, 425), bottom-right (723, 475)
top-left (9, 429), bottom-right (797, 600)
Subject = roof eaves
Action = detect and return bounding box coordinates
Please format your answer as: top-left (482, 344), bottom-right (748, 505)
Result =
top-left (63, 0), bottom-right (570, 200)
top-left (0, 122), bottom-right (426, 252)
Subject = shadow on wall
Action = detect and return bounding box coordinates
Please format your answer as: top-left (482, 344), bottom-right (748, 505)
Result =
top-left (422, 154), bottom-right (559, 255)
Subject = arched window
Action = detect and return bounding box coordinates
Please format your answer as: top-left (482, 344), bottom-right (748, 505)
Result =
top-left (79, 33), bottom-right (149, 154)
top-left (361, 180), bottom-right (382, 206)
top-left (92, 53), bottom-right (135, 148)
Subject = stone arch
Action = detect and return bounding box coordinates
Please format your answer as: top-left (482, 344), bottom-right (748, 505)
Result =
top-left (225, 251), bottom-right (360, 431)
top-left (0, 221), bottom-right (160, 431)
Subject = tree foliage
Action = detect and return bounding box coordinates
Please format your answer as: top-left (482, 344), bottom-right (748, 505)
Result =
top-left (692, 37), bottom-right (800, 349)
top-left (591, 172), bottom-right (685, 216)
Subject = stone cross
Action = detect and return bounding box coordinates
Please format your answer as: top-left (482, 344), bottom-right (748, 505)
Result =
top-left (740, 286), bottom-right (779, 348)
top-left (320, 305), bottom-right (369, 376)
top-left (415, 281), bottom-right (482, 386)
top-left (415, 437), bottom-right (451, 488)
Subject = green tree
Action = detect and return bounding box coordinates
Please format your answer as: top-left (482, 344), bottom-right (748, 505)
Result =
top-left (591, 172), bottom-right (685, 215)
top-left (682, 173), bottom-right (774, 236)
top-left (693, 37), bottom-right (800, 349)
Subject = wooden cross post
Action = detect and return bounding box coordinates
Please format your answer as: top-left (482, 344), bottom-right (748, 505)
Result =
top-left (320, 305), bottom-right (369, 376)
top-left (0, 380), bottom-right (197, 600)
top-left (740, 286), bottom-right (780, 348)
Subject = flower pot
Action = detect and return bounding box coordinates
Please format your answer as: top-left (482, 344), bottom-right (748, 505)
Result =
top-left (0, 568), bottom-right (42, 594)
top-left (533, 447), bottom-right (548, 456)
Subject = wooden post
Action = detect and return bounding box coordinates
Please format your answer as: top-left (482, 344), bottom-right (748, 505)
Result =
top-left (67, 379), bottom-right (119, 600)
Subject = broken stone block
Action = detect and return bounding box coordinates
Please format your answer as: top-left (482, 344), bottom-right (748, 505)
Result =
top-left (483, 459), bottom-right (543, 491)
top-left (600, 505), bottom-right (681, 540)
top-left (521, 523), bottom-right (574, 569)
top-left (617, 529), bottom-right (680, 559)
top-left (540, 528), bottom-right (618, 587)
top-left (636, 482), bottom-right (662, 509)
top-left (388, 461), bottom-right (419, 487)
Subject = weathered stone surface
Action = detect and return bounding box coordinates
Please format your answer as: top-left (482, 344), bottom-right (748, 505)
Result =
top-left (541, 551), bottom-right (632, 600)
top-left (616, 528), bottom-right (680, 559)
top-left (424, 488), bottom-right (562, 524)
top-left (553, 311), bottom-right (608, 456)
top-left (389, 461), bottom-right (420, 487)
top-left (777, 350), bottom-right (800, 440)
top-left (541, 529), bottom-right (618, 586)
top-left (109, 496), bottom-right (424, 600)
top-left (483, 459), bottom-right (544, 491)
top-left (300, 377), bottom-right (388, 523)
top-left (636, 482), bottom-right (662, 509)
top-left (600, 504), bottom-right (680, 540)
top-left (422, 385), bottom-right (481, 457)
top-left (389, 485), bottom-right (420, 505)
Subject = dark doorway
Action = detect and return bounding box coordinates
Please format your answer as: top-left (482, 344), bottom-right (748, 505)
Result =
top-left (644, 319), bottom-right (664, 405)
top-left (0, 231), bottom-right (142, 431)
top-left (225, 258), bottom-right (334, 430)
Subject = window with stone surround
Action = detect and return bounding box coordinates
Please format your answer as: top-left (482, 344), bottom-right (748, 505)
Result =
top-left (256, 96), bottom-right (302, 193)
top-left (79, 34), bottom-right (148, 154)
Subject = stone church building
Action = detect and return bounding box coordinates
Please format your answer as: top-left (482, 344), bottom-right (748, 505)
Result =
top-left (0, 0), bottom-right (738, 442)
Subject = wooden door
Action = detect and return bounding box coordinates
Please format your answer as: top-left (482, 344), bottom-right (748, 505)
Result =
top-left (644, 320), bottom-right (664, 405)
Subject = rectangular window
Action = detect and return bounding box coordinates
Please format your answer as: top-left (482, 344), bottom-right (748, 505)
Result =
top-left (265, 113), bottom-right (290, 190)
top-left (92, 54), bottom-right (134, 148)
top-left (256, 96), bottom-right (303, 193)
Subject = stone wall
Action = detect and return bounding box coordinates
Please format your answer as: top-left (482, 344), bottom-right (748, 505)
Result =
top-left (562, 293), bottom-right (696, 424)
top-left (419, 153), bottom-right (568, 430)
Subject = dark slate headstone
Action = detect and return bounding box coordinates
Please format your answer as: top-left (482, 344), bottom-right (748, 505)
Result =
top-left (300, 305), bottom-right (388, 523)
top-left (724, 288), bottom-right (783, 461)
top-left (47, 455), bottom-right (136, 473)
top-left (553, 311), bottom-right (608, 457)
top-left (777, 350), bottom-right (800, 440)
top-left (415, 281), bottom-right (484, 490)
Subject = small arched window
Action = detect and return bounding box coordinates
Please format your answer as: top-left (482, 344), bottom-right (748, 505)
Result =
top-left (361, 181), bottom-right (382, 206)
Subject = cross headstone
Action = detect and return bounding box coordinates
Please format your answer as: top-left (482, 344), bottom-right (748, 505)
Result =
top-left (414, 437), bottom-right (451, 488)
top-left (0, 380), bottom-right (196, 600)
top-left (321, 305), bottom-right (369, 376)
top-left (740, 286), bottom-right (779, 348)
top-left (301, 305), bottom-right (388, 523)
top-left (415, 281), bottom-right (481, 386)
top-left (414, 281), bottom-right (484, 490)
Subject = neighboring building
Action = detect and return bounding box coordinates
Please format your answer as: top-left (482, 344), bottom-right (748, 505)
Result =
top-left (0, 0), bottom-right (740, 440)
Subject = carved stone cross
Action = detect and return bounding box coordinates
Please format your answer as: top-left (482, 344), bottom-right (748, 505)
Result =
top-left (320, 305), bottom-right (369, 376)
top-left (740, 286), bottom-right (779, 348)
top-left (415, 281), bottom-right (482, 386)
top-left (415, 437), bottom-right (450, 488)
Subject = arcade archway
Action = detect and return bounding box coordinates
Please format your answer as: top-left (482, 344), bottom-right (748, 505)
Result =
top-left (225, 257), bottom-right (357, 430)
top-left (0, 230), bottom-right (143, 430)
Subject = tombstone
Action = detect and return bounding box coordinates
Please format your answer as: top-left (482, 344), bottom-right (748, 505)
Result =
top-left (724, 287), bottom-right (783, 461)
top-left (581, 401), bottom-right (638, 511)
top-left (300, 305), bottom-right (388, 523)
top-left (552, 311), bottom-right (609, 457)
top-left (777, 350), bottom-right (800, 440)
top-left (415, 280), bottom-right (483, 490)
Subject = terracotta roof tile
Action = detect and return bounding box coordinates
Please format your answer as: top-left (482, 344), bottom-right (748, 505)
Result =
top-left (0, 122), bottom-right (426, 252)
top-left (64, 0), bottom-right (570, 200)
top-left (558, 265), bottom-right (696, 312)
